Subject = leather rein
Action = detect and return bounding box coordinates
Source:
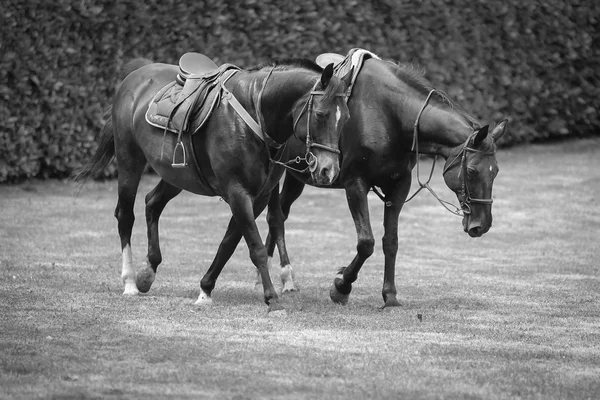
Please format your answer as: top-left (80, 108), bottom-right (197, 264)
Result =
top-left (379, 89), bottom-right (494, 216)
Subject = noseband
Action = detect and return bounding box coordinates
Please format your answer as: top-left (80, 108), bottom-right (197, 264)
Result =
top-left (395, 89), bottom-right (494, 216)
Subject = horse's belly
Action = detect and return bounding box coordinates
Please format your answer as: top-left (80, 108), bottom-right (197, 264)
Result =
top-left (137, 127), bottom-right (218, 196)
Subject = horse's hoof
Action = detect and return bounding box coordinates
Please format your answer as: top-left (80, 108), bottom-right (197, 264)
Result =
top-left (382, 295), bottom-right (402, 308)
top-left (329, 284), bottom-right (349, 305)
top-left (135, 268), bottom-right (155, 293)
top-left (280, 265), bottom-right (299, 294)
top-left (122, 283), bottom-right (139, 296)
top-left (267, 300), bottom-right (287, 316)
top-left (194, 292), bottom-right (213, 306)
top-left (281, 282), bottom-right (299, 295)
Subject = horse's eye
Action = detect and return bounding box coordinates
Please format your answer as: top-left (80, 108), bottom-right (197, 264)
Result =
top-left (467, 168), bottom-right (478, 177)
top-left (314, 111), bottom-right (328, 121)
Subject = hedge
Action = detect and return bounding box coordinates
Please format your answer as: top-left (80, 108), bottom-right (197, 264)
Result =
top-left (1, 0), bottom-right (598, 182)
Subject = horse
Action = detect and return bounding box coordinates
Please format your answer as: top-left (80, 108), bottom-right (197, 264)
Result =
top-left (260, 51), bottom-right (508, 308)
top-left (73, 56), bottom-right (350, 312)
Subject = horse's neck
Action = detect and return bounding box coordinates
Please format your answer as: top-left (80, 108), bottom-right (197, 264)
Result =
top-left (255, 71), bottom-right (314, 144)
top-left (412, 105), bottom-right (473, 159)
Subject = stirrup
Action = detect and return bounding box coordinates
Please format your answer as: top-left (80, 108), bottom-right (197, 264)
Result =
top-left (171, 141), bottom-right (187, 168)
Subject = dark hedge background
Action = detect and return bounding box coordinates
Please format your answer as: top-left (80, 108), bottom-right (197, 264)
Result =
top-left (1, 0), bottom-right (598, 182)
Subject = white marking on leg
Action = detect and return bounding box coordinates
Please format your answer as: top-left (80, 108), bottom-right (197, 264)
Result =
top-left (121, 244), bottom-right (139, 295)
top-left (194, 291), bottom-right (213, 306)
top-left (281, 264), bottom-right (298, 293)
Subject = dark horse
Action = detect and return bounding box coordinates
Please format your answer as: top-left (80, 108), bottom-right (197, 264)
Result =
top-left (261, 53), bottom-right (507, 308)
top-left (74, 57), bottom-right (350, 312)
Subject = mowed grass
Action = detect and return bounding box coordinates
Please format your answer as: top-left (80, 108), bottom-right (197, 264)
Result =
top-left (1, 138), bottom-right (599, 399)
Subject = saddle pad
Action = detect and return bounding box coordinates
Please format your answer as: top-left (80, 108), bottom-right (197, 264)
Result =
top-left (316, 48), bottom-right (380, 100)
top-left (146, 64), bottom-right (240, 135)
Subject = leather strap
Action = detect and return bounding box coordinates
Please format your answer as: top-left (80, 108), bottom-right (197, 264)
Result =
top-left (220, 70), bottom-right (283, 149)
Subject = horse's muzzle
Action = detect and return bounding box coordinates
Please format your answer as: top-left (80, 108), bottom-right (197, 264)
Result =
top-left (463, 215), bottom-right (491, 238)
top-left (311, 153), bottom-right (340, 185)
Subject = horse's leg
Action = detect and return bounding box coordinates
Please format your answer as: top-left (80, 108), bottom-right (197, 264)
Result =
top-left (197, 191), bottom-right (283, 311)
top-left (135, 179), bottom-right (183, 293)
top-left (263, 176), bottom-right (306, 293)
top-left (115, 158), bottom-right (146, 296)
top-left (380, 178), bottom-right (412, 308)
top-left (330, 177), bottom-right (374, 305)
top-left (195, 216), bottom-right (243, 306)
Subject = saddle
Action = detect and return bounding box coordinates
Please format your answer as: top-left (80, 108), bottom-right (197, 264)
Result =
top-left (146, 53), bottom-right (240, 136)
top-left (145, 53), bottom-right (240, 166)
top-left (316, 48), bottom-right (380, 101)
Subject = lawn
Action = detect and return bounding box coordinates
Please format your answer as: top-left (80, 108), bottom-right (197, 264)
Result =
top-left (1, 138), bottom-right (599, 399)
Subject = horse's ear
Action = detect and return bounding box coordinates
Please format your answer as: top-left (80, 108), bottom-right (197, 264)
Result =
top-left (473, 125), bottom-right (489, 146)
top-left (491, 119), bottom-right (508, 142)
top-left (320, 63), bottom-right (334, 89)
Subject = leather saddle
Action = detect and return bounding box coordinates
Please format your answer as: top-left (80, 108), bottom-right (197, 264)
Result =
top-left (316, 48), bottom-right (380, 100)
top-left (146, 52), bottom-right (240, 137)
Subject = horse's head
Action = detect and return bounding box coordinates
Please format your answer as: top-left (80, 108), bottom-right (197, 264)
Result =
top-left (293, 63), bottom-right (350, 185)
top-left (442, 120), bottom-right (507, 237)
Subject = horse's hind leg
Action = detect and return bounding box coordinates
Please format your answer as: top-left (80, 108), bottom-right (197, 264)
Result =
top-left (115, 161), bottom-right (146, 295)
top-left (263, 176), bottom-right (306, 293)
top-left (136, 179), bottom-right (182, 293)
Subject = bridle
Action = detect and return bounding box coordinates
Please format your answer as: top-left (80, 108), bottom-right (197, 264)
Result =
top-left (397, 89), bottom-right (495, 216)
top-left (441, 136), bottom-right (495, 215)
top-left (270, 79), bottom-right (344, 173)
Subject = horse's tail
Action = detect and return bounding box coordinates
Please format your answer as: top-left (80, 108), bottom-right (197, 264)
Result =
top-left (72, 58), bottom-right (153, 183)
top-left (71, 107), bottom-right (115, 182)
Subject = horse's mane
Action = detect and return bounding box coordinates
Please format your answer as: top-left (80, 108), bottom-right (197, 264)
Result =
top-left (247, 58), bottom-right (323, 73)
top-left (390, 61), bottom-right (481, 129)
top-left (248, 58), bottom-right (345, 114)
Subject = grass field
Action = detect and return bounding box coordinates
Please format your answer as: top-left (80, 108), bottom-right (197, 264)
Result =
top-left (1, 138), bottom-right (599, 399)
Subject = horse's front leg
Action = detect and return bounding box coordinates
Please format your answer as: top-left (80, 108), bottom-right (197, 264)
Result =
top-left (197, 189), bottom-right (282, 311)
top-left (263, 176), bottom-right (306, 294)
top-left (330, 177), bottom-right (374, 305)
top-left (196, 216), bottom-right (243, 306)
top-left (137, 179), bottom-right (182, 293)
top-left (380, 178), bottom-right (411, 308)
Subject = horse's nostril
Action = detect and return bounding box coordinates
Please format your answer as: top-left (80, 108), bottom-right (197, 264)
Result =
top-left (468, 226), bottom-right (483, 237)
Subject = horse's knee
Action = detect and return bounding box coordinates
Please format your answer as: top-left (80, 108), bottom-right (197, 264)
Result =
top-left (249, 246), bottom-right (268, 267)
top-left (357, 237), bottom-right (375, 258)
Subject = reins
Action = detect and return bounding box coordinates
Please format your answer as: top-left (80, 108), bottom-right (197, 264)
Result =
top-left (372, 88), bottom-right (494, 216)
